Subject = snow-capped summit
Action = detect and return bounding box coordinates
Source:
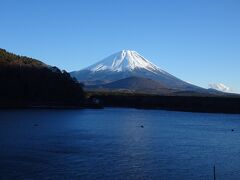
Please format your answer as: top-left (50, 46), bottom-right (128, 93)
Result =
top-left (70, 50), bottom-right (204, 91)
top-left (85, 50), bottom-right (162, 74)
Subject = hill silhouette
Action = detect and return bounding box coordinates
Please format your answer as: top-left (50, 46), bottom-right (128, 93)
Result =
top-left (0, 48), bottom-right (85, 107)
top-left (87, 76), bottom-right (173, 94)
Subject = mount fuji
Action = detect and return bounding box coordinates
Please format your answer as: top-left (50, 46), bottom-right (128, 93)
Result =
top-left (71, 50), bottom-right (205, 92)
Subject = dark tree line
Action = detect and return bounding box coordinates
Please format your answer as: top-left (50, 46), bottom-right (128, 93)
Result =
top-left (0, 48), bottom-right (85, 107)
top-left (90, 92), bottom-right (240, 113)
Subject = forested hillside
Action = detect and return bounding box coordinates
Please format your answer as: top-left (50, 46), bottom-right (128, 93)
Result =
top-left (0, 48), bottom-right (85, 107)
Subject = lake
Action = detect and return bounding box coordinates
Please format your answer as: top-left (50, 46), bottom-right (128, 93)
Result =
top-left (0, 108), bottom-right (240, 180)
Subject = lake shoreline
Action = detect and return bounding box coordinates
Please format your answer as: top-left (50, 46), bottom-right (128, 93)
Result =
top-left (1, 94), bottom-right (240, 114)
top-left (0, 101), bottom-right (103, 110)
top-left (89, 93), bottom-right (240, 114)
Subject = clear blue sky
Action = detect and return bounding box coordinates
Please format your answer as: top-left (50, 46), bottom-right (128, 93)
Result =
top-left (1, 0), bottom-right (240, 92)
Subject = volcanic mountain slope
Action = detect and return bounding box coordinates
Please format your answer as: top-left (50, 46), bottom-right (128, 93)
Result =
top-left (71, 50), bottom-right (204, 91)
top-left (87, 76), bottom-right (237, 96)
top-left (86, 76), bottom-right (175, 94)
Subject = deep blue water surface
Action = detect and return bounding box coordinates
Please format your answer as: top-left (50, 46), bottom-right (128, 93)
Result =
top-left (1, 108), bottom-right (240, 180)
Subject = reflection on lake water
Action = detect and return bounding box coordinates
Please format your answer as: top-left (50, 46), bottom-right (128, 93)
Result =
top-left (0, 108), bottom-right (240, 180)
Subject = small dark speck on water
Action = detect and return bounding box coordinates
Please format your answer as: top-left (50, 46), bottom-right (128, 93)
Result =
top-left (1, 108), bottom-right (240, 180)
